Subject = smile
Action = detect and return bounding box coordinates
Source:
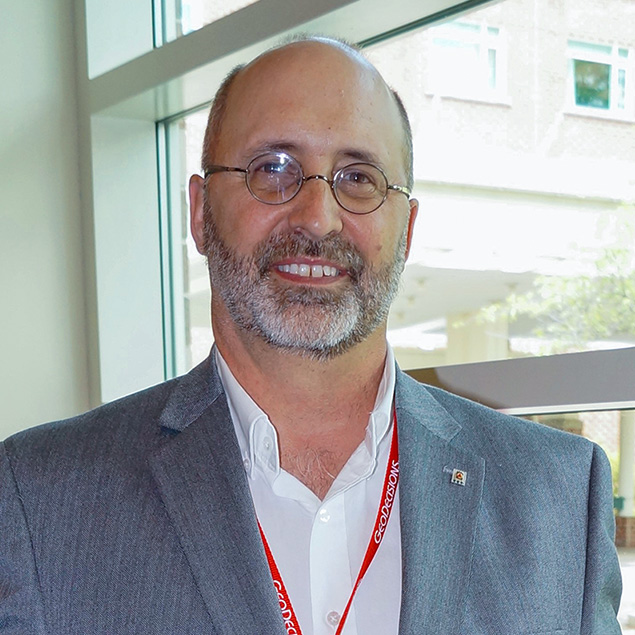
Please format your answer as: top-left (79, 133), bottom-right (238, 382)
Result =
top-left (275, 263), bottom-right (341, 278)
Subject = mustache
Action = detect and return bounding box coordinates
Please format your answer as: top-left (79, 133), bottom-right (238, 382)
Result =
top-left (254, 233), bottom-right (366, 282)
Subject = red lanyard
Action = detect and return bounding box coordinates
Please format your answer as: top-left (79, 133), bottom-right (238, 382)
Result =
top-left (258, 410), bottom-right (399, 635)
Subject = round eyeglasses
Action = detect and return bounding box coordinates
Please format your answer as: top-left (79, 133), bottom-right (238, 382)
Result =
top-left (204, 151), bottom-right (411, 215)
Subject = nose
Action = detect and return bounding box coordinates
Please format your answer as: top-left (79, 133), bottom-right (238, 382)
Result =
top-left (286, 175), bottom-right (344, 240)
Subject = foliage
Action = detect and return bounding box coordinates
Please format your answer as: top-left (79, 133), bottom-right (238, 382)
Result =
top-left (479, 208), bottom-right (635, 354)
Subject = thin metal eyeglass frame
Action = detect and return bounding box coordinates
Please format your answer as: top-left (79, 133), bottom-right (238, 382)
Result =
top-left (204, 152), bottom-right (411, 215)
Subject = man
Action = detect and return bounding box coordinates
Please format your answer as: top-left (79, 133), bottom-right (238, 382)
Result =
top-left (0, 37), bottom-right (622, 634)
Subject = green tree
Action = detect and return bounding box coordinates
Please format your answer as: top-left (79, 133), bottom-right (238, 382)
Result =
top-left (479, 208), bottom-right (635, 354)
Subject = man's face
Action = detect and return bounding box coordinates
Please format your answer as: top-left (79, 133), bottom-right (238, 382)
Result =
top-left (191, 42), bottom-right (418, 359)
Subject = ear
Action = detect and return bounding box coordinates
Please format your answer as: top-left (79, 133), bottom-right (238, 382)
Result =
top-left (189, 174), bottom-right (207, 255)
top-left (403, 198), bottom-right (419, 261)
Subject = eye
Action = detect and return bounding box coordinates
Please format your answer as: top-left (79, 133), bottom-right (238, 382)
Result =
top-left (337, 164), bottom-right (384, 195)
top-left (247, 153), bottom-right (303, 198)
top-left (341, 170), bottom-right (374, 185)
top-left (250, 155), bottom-right (291, 175)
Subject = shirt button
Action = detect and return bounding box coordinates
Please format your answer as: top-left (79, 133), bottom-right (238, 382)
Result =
top-left (326, 610), bottom-right (341, 627)
top-left (318, 508), bottom-right (330, 523)
top-left (243, 458), bottom-right (251, 471)
top-left (263, 437), bottom-right (272, 451)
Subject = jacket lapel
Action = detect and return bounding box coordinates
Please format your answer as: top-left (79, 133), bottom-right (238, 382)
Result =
top-left (395, 371), bottom-right (485, 634)
top-left (148, 357), bottom-right (285, 634)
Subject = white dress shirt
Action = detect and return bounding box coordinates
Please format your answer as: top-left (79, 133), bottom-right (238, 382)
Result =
top-left (215, 347), bottom-right (402, 635)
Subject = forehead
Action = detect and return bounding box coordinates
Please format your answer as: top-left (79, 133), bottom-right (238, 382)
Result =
top-left (214, 42), bottom-right (406, 167)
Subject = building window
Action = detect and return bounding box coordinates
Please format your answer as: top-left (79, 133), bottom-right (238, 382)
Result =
top-left (428, 20), bottom-right (506, 101)
top-left (568, 40), bottom-right (633, 116)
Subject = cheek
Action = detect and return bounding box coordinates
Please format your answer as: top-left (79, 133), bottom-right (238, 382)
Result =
top-left (361, 217), bottom-right (406, 260)
top-left (209, 195), bottom-right (287, 254)
top-left (372, 240), bottom-right (385, 256)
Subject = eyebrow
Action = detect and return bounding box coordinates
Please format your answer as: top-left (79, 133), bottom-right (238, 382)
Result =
top-left (243, 142), bottom-right (385, 169)
top-left (337, 147), bottom-right (384, 167)
top-left (244, 141), bottom-right (301, 158)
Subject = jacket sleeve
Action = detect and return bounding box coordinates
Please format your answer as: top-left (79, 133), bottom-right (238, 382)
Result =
top-left (0, 443), bottom-right (46, 633)
top-left (581, 442), bottom-right (623, 634)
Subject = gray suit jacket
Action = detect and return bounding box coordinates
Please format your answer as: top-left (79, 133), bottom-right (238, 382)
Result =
top-left (0, 356), bottom-right (622, 634)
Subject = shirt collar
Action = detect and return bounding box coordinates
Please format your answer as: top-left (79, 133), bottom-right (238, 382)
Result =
top-left (215, 348), bottom-right (276, 478)
top-left (215, 345), bottom-right (396, 483)
top-left (365, 344), bottom-right (396, 454)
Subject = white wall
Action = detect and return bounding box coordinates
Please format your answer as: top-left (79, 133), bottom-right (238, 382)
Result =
top-left (0, 0), bottom-right (89, 438)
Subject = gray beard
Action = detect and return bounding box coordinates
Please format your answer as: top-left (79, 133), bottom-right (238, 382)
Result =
top-left (204, 212), bottom-right (406, 361)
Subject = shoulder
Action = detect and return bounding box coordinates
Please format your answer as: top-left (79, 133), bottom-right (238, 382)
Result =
top-left (6, 377), bottom-right (175, 448)
top-left (395, 371), bottom-right (615, 560)
top-left (1, 377), bottom-right (177, 483)
top-left (2, 355), bottom-right (222, 477)
top-left (395, 368), bottom-right (600, 470)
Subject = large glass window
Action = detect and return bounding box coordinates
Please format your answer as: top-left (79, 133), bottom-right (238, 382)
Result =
top-left (365, 2), bottom-right (635, 370)
top-left (165, 0), bottom-right (635, 374)
top-left (162, 110), bottom-right (213, 374)
top-left (159, 0), bottom-right (260, 42)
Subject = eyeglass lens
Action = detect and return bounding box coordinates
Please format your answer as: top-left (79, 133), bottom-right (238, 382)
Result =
top-left (246, 153), bottom-right (303, 203)
top-left (245, 152), bottom-right (388, 214)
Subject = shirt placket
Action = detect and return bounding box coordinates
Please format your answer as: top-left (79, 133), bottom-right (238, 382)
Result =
top-left (309, 489), bottom-right (359, 635)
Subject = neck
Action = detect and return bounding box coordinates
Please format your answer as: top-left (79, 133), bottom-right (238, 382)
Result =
top-left (213, 310), bottom-right (389, 498)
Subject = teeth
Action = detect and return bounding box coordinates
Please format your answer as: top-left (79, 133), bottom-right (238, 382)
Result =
top-left (276, 264), bottom-right (339, 277)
